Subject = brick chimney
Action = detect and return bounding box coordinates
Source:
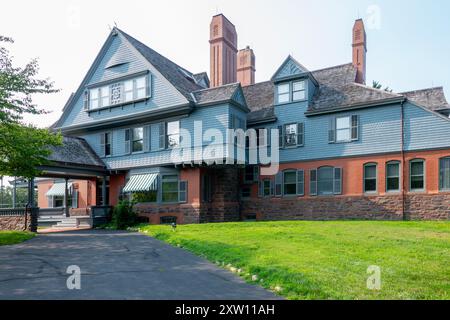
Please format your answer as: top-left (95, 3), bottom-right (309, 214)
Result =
top-left (237, 46), bottom-right (256, 86)
top-left (352, 19), bottom-right (367, 84)
top-left (209, 14), bottom-right (238, 87)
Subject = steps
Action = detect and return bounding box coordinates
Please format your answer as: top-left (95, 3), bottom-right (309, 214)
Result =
top-left (51, 216), bottom-right (91, 229)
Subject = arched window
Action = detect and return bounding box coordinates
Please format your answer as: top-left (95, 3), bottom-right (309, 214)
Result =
top-left (410, 159), bottom-right (425, 192)
top-left (386, 161), bottom-right (401, 192)
top-left (363, 163), bottom-right (377, 193)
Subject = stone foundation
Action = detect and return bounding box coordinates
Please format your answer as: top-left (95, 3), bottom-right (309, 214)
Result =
top-left (0, 208), bottom-right (38, 232)
top-left (241, 194), bottom-right (450, 221)
top-left (134, 203), bottom-right (202, 224)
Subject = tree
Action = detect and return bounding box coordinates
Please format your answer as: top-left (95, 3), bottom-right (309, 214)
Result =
top-left (372, 80), bottom-right (393, 93)
top-left (0, 35), bottom-right (62, 178)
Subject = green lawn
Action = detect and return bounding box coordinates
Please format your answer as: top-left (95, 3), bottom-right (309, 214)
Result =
top-left (0, 231), bottom-right (35, 246)
top-left (138, 221), bottom-right (450, 300)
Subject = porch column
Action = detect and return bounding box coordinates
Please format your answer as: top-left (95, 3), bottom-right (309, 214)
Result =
top-left (64, 178), bottom-right (69, 217)
top-left (102, 177), bottom-right (107, 206)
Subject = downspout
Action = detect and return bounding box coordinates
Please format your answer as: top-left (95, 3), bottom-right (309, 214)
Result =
top-left (400, 99), bottom-right (406, 220)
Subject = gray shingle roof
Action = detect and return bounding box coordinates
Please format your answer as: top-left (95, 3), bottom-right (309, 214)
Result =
top-left (47, 136), bottom-right (105, 168)
top-left (242, 81), bottom-right (275, 112)
top-left (192, 83), bottom-right (241, 105)
top-left (401, 87), bottom-right (450, 111)
top-left (119, 29), bottom-right (205, 102)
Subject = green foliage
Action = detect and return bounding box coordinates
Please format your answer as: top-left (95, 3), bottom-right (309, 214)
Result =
top-left (111, 200), bottom-right (137, 230)
top-left (0, 231), bottom-right (35, 245)
top-left (140, 221), bottom-right (450, 300)
top-left (372, 80), bottom-right (393, 92)
top-left (0, 185), bottom-right (34, 208)
top-left (132, 191), bottom-right (157, 203)
top-left (0, 35), bottom-right (62, 178)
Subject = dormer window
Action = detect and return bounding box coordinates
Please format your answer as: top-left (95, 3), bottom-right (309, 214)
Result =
top-left (85, 73), bottom-right (150, 111)
top-left (292, 80), bottom-right (306, 101)
top-left (276, 79), bottom-right (306, 104)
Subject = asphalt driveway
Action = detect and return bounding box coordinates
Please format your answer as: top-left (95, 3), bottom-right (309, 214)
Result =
top-left (0, 230), bottom-right (279, 300)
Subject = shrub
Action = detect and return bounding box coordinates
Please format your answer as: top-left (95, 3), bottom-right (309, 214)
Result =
top-left (111, 201), bottom-right (137, 230)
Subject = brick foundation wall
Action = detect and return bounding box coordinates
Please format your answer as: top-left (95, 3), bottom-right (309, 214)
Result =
top-left (0, 209), bottom-right (38, 232)
top-left (241, 194), bottom-right (449, 221)
top-left (134, 203), bottom-right (202, 224)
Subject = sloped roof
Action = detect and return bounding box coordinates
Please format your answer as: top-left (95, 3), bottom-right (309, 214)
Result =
top-left (46, 136), bottom-right (105, 168)
top-left (118, 28), bottom-right (205, 101)
top-left (401, 87), bottom-right (450, 111)
top-left (192, 83), bottom-right (243, 105)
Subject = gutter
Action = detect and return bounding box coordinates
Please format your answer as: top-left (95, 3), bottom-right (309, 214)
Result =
top-left (305, 97), bottom-right (405, 117)
top-left (400, 98), bottom-right (406, 220)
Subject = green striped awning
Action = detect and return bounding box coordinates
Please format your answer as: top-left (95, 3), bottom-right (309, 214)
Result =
top-left (123, 174), bottom-right (158, 193)
top-left (46, 182), bottom-right (72, 197)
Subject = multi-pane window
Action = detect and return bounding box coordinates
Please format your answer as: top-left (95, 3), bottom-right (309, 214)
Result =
top-left (161, 175), bottom-right (179, 203)
top-left (87, 74), bottom-right (149, 110)
top-left (364, 163), bottom-right (377, 193)
top-left (410, 159), bottom-right (425, 191)
top-left (439, 157), bottom-right (450, 190)
top-left (292, 80), bottom-right (306, 101)
top-left (241, 186), bottom-right (251, 199)
top-left (336, 116), bottom-right (351, 142)
top-left (386, 161), bottom-right (400, 192)
top-left (284, 123), bottom-right (298, 147)
top-left (283, 171), bottom-right (297, 196)
top-left (167, 121), bottom-right (180, 148)
top-left (132, 127), bottom-right (144, 153)
top-left (317, 166), bottom-right (334, 195)
top-left (124, 79), bottom-right (134, 102)
top-left (263, 179), bottom-right (272, 197)
top-left (276, 83), bottom-right (290, 104)
top-left (90, 88), bottom-right (99, 109)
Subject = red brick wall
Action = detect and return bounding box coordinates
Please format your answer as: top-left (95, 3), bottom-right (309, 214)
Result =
top-left (109, 174), bottom-right (126, 206)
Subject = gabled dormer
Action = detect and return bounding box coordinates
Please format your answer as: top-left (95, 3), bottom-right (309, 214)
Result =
top-left (271, 55), bottom-right (318, 105)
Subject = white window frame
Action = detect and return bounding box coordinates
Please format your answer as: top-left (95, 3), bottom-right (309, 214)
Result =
top-left (283, 123), bottom-right (298, 147)
top-left (276, 83), bottom-right (290, 104)
top-left (386, 161), bottom-right (401, 193)
top-left (167, 121), bottom-right (180, 149)
top-left (363, 163), bottom-right (378, 194)
top-left (335, 116), bottom-right (351, 142)
top-left (131, 127), bottom-right (144, 153)
top-left (410, 159), bottom-right (425, 192)
top-left (292, 80), bottom-right (306, 101)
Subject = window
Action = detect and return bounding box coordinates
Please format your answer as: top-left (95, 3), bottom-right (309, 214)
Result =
top-left (101, 132), bottom-right (111, 157)
top-left (281, 123), bottom-right (304, 148)
top-left (90, 88), bottom-right (99, 109)
top-left (317, 166), bottom-right (334, 195)
top-left (329, 115), bottom-right (359, 143)
top-left (386, 162), bottom-right (400, 192)
top-left (86, 74), bottom-right (149, 110)
top-left (364, 163), bottom-right (377, 193)
top-left (439, 157), bottom-right (450, 190)
top-left (277, 83), bottom-right (290, 104)
top-left (257, 129), bottom-right (268, 147)
top-left (124, 79), bottom-right (134, 102)
top-left (410, 159), bottom-right (425, 191)
top-left (132, 127), bottom-right (144, 153)
top-left (167, 121), bottom-right (180, 148)
top-left (283, 170), bottom-right (297, 196)
top-left (292, 80), bottom-right (306, 101)
top-left (160, 216), bottom-right (177, 225)
top-left (161, 175), bottom-right (179, 203)
top-left (136, 76), bottom-right (147, 99)
top-left (297, 169), bottom-right (305, 196)
top-left (100, 86), bottom-right (109, 107)
top-left (336, 116), bottom-right (351, 142)
top-left (263, 179), bottom-right (272, 197)
top-left (202, 174), bottom-right (213, 202)
top-left (244, 166), bottom-right (257, 183)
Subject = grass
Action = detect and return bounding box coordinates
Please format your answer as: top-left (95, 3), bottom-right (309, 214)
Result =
top-left (138, 221), bottom-right (450, 300)
top-left (0, 231), bottom-right (35, 246)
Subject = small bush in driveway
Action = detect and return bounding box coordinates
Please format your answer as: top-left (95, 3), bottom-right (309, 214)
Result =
top-left (111, 201), bottom-right (137, 230)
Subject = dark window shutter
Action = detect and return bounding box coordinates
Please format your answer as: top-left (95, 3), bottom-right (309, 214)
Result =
top-left (297, 122), bottom-right (304, 146)
top-left (334, 167), bottom-right (342, 194)
top-left (278, 125), bottom-right (284, 148)
top-left (144, 125), bottom-right (151, 152)
top-left (124, 129), bottom-right (131, 154)
top-left (275, 172), bottom-right (282, 197)
top-left (159, 122), bottom-right (166, 149)
top-left (328, 118), bottom-right (335, 143)
top-left (83, 91), bottom-right (90, 110)
top-left (297, 169), bottom-right (305, 196)
top-left (270, 179), bottom-right (274, 196)
top-left (310, 169), bottom-right (317, 196)
top-left (253, 166), bottom-right (260, 182)
top-left (351, 115), bottom-right (359, 141)
top-left (146, 74), bottom-right (152, 98)
top-left (258, 180), bottom-right (262, 197)
top-left (179, 181), bottom-right (187, 203)
top-left (100, 133), bottom-right (106, 157)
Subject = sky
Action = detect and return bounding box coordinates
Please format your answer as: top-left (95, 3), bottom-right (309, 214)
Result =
top-left (1, 0), bottom-right (450, 185)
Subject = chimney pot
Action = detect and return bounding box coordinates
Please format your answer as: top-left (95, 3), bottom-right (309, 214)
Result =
top-left (237, 47), bottom-right (256, 87)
